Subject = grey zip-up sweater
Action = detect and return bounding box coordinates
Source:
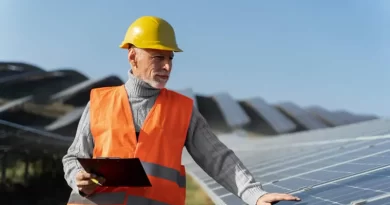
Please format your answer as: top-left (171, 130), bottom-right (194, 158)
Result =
top-left (62, 71), bottom-right (267, 205)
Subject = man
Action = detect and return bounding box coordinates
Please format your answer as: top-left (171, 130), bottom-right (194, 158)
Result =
top-left (62, 16), bottom-right (300, 205)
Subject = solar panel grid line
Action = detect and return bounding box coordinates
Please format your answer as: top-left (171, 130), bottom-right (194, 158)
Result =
top-left (210, 141), bottom-right (390, 203)
top-left (237, 146), bottom-right (320, 166)
top-left (227, 141), bottom-right (365, 167)
top-left (358, 192), bottom-right (390, 204)
top-left (232, 134), bottom-right (390, 153)
top-left (254, 119), bottom-right (390, 144)
top-left (262, 142), bottom-right (390, 186)
top-left (211, 168), bottom-right (390, 205)
top-left (288, 164), bottom-right (390, 195)
top-left (257, 139), bottom-right (390, 182)
top-left (304, 195), bottom-right (344, 205)
top-left (243, 149), bottom-right (316, 170)
top-left (196, 138), bottom-right (387, 192)
top-left (280, 165), bottom-right (390, 205)
top-left (246, 148), bottom-right (342, 173)
top-left (266, 183), bottom-right (293, 192)
top-left (185, 131), bottom-right (390, 204)
top-left (247, 139), bottom-right (382, 178)
top-left (269, 131), bottom-right (390, 144)
top-left (207, 145), bottom-right (346, 188)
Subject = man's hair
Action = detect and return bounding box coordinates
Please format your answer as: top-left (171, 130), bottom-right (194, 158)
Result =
top-left (128, 45), bottom-right (144, 60)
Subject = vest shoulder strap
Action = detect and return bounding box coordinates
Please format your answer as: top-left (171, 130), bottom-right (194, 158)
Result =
top-left (164, 89), bottom-right (194, 107)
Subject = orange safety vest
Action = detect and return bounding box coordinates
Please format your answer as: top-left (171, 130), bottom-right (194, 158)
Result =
top-left (67, 85), bottom-right (193, 205)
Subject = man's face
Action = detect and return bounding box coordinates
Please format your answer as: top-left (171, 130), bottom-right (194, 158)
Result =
top-left (129, 48), bottom-right (174, 89)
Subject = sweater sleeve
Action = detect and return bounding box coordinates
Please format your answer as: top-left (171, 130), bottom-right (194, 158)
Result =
top-left (62, 102), bottom-right (95, 193)
top-left (185, 107), bottom-right (267, 205)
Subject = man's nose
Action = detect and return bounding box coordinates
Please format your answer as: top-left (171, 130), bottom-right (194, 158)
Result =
top-left (162, 60), bottom-right (172, 72)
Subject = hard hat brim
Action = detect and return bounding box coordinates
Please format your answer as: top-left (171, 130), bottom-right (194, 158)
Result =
top-left (119, 42), bottom-right (183, 52)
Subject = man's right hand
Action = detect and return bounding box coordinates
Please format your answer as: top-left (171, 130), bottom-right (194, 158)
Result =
top-left (76, 170), bottom-right (106, 195)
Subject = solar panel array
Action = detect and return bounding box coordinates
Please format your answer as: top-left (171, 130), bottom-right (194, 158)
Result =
top-left (1, 61), bottom-right (388, 205)
top-left (0, 61), bottom-right (380, 138)
top-left (184, 119), bottom-right (390, 205)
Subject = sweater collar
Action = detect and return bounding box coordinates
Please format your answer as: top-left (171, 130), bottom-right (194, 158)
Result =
top-left (124, 70), bottom-right (161, 98)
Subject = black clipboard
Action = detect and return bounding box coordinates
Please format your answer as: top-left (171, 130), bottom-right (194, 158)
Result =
top-left (77, 157), bottom-right (152, 187)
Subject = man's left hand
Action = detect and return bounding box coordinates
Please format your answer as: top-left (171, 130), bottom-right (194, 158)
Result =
top-left (256, 193), bottom-right (301, 205)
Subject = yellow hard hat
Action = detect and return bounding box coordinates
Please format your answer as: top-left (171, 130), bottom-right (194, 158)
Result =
top-left (119, 16), bottom-right (182, 52)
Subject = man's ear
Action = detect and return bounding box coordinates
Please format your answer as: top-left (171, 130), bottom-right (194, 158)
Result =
top-left (128, 48), bottom-right (137, 68)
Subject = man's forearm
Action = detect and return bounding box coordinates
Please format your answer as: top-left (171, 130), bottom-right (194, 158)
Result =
top-left (185, 108), bottom-right (267, 205)
top-left (62, 103), bottom-right (94, 193)
top-left (63, 152), bottom-right (84, 192)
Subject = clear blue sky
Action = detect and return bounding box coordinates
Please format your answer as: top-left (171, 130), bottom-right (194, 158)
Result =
top-left (1, 0), bottom-right (389, 117)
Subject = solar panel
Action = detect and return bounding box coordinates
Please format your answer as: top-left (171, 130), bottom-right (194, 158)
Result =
top-left (306, 106), bottom-right (345, 126)
top-left (45, 106), bottom-right (85, 131)
top-left (261, 139), bottom-right (390, 191)
top-left (212, 92), bottom-right (251, 128)
top-left (0, 71), bottom-right (64, 84)
top-left (332, 110), bottom-right (362, 124)
top-left (308, 107), bottom-right (379, 127)
top-left (175, 88), bottom-right (198, 108)
top-left (0, 119), bottom-right (72, 152)
top-left (0, 96), bottom-right (32, 113)
top-left (50, 76), bottom-right (123, 103)
top-left (276, 165), bottom-right (390, 205)
top-left (184, 119), bottom-right (390, 205)
top-left (194, 138), bottom-right (390, 200)
top-left (275, 102), bottom-right (329, 130)
top-left (240, 98), bottom-right (296, 134)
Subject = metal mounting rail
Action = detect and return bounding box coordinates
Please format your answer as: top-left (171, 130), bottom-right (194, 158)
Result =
top-left (350, 192), bottom-right (390, 204)
top-left (0, 119), bottom-right (72, 141)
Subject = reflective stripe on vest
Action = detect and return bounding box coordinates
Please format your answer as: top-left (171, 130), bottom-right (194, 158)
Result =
top-left (68, 192), bottom-right (170, 205)
top-left (141, 161), bottom-right (186, 188)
